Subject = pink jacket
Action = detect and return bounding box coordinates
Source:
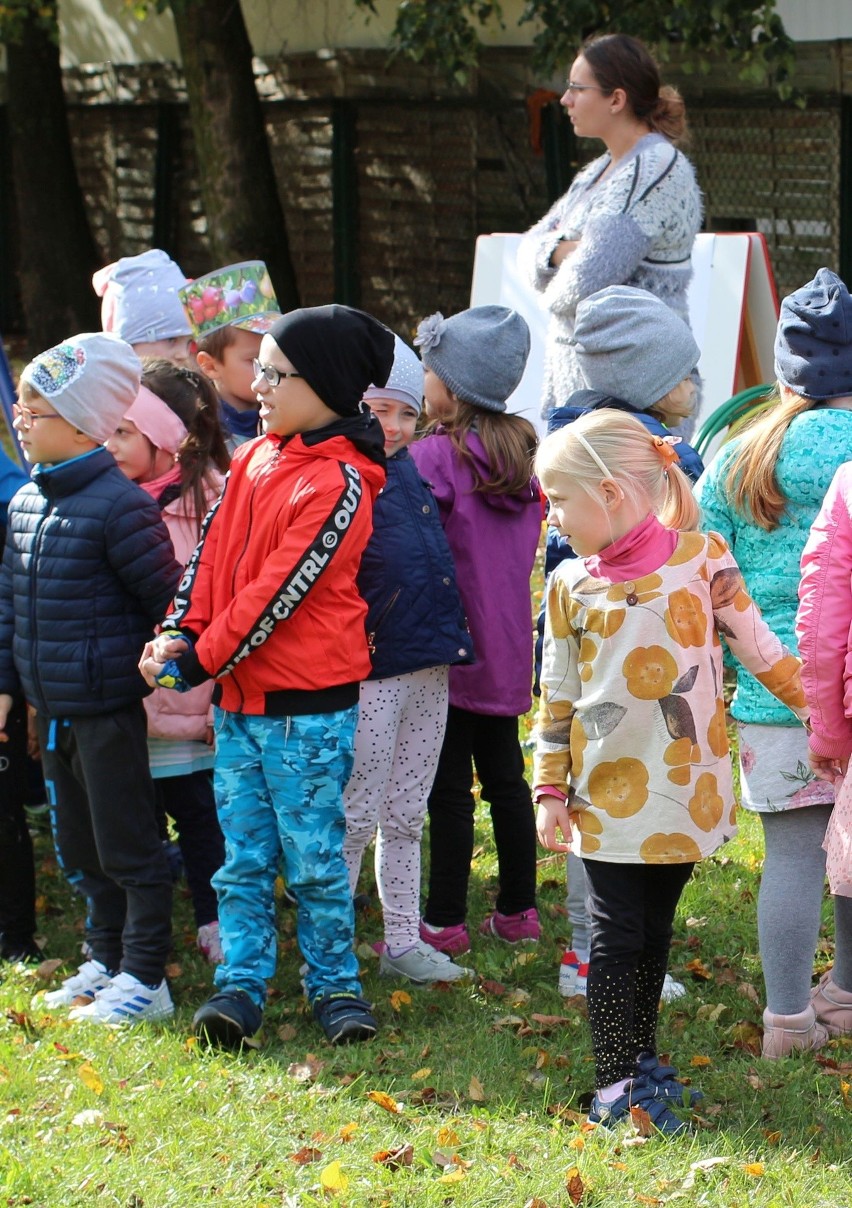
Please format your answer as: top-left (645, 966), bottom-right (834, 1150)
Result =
top-left (797, 462), bottom-right (852, 760)
top-left (144, 474), bottom-right (224, 741)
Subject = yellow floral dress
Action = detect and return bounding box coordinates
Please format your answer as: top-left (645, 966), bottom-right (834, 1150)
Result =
top-left (534, 531), bottom-right (808, 864)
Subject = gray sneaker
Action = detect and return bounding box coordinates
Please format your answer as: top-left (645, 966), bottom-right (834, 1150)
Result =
top-left (379, 940), bottom-right (475, 984)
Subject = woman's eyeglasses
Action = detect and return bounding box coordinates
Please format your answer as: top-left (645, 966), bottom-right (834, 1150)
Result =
top-left (563, 81), bottom-right (606, 93)
top-left (252, 360), bottom-right (302, 387)
top-left (13, 403), bottom-right (64, 431)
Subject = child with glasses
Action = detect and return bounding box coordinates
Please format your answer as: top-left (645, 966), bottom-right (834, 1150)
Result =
top-left (141, 305), bottom-right (393, 1048)
top-left (534, 410), bottom-right (808, 1134)
top-left (0, 333), bottom-right (182, 1024)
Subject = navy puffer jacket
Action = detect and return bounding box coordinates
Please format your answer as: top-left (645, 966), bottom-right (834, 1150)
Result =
top-left (0, 447), bottom-right (181, 716)
top-left (358, 447), bottom-right (473, 680)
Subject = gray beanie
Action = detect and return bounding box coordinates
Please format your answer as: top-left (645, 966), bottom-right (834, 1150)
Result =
top-left (573, 286), bottom-right (699, 410)
top-left (774, 267), bottom-right (852, 400)
top-left (363, 334), bottom-right (424, 415)
top-left (414, 305), bottom-right (530, 413)
top-left (20, 332), bottom-right (142, 445)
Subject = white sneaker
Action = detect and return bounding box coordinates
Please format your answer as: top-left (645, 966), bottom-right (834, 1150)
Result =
top-left (197, 922), bottom-right (224, 964)
top-left (379, 940), bottom-right (475, 984)
top-left (661, 973), bottom-right (687, 1002)
top-left (558, 949), bottom-right (589, 997)
top-left (43, 959), bottom-right (112, 1009)
top-left (69, 972), bottom-right (175, 1024)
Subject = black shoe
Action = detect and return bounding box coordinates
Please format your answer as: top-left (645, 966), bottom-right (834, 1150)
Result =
top-left (312, 992), bottom-right (377, 1045)
top-left (192, 989), bottom-right (263, 1049)
top-left (0, 935), bottom-right (42, 964)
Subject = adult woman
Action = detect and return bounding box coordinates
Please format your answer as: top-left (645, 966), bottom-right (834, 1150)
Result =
top-left (519, 33), bottom-right (702, 420)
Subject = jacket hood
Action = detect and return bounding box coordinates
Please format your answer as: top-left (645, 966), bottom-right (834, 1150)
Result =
top-left (299, 408), bottom-right (387, 467)
top-left (547, 390), bottom-right (637, 432)
top-left (33, 446), bottom-right (118, 500)
top-left (462, 428), bottom-right (539, 514)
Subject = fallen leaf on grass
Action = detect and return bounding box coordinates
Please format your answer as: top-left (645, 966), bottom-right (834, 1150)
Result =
top-left (389, 990), bottom-right (412, 1012)
top-left (78, 1062), bottom-right (104, 1095)
top-left (288, 1055), bottom-right (324, 1083)
top-left (319, 1160), bottom-right (348, 1194)
top-left (367, 1090), bottom-right (403, 1114)
top-left (373, 1143), bottom-right (414, 1170)
top-left (505, 1154), bottom-right (528, 1171)
top-left (525, 1070), bottom-right (547, 1088)
top-left (438, 1167), bottom-right (466, 1185)
top-left (681, 1156), bottom-right (730, 1189)
top-left (684, 958), bottom-right (712, 981)
top-left (841, 1080), bottom-right (852, 1109)
top-left (634, 1198), bottom-right (662, 1206)
top-left (71, 1109), bottom-right (104, 1126)
top-left (568, 1136), bottom-right (584, 1151)
top-left (530, 1013), bottom-right (571, 1028)
top-left (743, 1162), bottom-right (765, 1177)
top-left (277, 1023), bottom-right (297, 1042)
top-left (523, 1199), bottom-right (550, 1208)
top-left (505, 987), bottom-right (532, 1008)
top-left (696, 1003), bottom-right (728, 1023)
top-left (436, 1126), bottom-right (460, 1147)
top-left (729, 1020), bottom-right (763, 1055)
top-left (164, 962), bottom-right (182, 979)
top-left (690, 1055), bottom-right (712, 1068)
top-left (339, 1123), bottom-right (358, 1142)
top-left (630, 1105), bottom-right (654, 1137)
top-left (565, 1166), bottom-right (585, 1203)
top-left (36, 958), bottom-right (64, 981)
top-left (737, 981), bottom-right (760, 1004)
top-left (480, 979), bottom-right (506, 996)
top-left (411, 1067), bottom-right (431, 1081)
top-left (763, 1130), bottom-right (782, 1145)
top-left (468, 1075), bottom-right (486, 1101)
top-left (289, 1147), bottom-right (322, 1165)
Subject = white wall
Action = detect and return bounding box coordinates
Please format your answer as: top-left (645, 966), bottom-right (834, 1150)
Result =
top-left (774, 0), bottom-right (852, 43)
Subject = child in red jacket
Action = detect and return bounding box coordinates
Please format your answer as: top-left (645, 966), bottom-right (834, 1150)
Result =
top-left (141, 305), bottom-right (393, 1047)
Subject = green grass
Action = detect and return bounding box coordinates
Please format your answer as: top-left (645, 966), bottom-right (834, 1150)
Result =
top-left (2, 793), bottom-right (851, 1207)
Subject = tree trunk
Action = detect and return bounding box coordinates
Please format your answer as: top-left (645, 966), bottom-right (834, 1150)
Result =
top-left (169, 0), bottom-right (300, 310)
top-left (5, 3), bottom-right (101, 355)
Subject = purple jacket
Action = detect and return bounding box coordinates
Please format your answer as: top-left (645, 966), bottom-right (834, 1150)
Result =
top-left (411, 429), bottom-right (541, 716)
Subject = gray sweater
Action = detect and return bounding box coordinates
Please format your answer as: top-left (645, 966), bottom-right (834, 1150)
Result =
top-left (518, 133), bottom-right (702, 417)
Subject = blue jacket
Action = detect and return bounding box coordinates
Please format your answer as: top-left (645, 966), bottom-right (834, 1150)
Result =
top-left (357, 447), bottom-right (473, 680)
top-left (0, 447), bottom-right (182, 717)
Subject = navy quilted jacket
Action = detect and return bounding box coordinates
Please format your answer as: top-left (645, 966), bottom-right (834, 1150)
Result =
top-left (0, 447), bottom-right (182, 716)
top-left (357, 447), bottom-right (473, 680)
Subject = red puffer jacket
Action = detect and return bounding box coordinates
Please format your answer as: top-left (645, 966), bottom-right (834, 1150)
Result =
top-left (166, 417), bottom-right (386, 716)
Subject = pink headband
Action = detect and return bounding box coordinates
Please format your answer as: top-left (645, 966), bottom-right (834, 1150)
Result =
top-left (124, 385), bottom-right (188, 455)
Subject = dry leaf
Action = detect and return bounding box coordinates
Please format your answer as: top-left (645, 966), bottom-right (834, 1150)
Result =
top-left (566, 1166), bottom-right (585, 1204)
top-left (389, 990), bottom-right (412, 1012)
top-left (480, 979), bottom-right (506, 996)
top-left (841, 1080), bottom-right (852, 1109)
top-left (568, 1136), bottom-right (585, 1151)
top-left (373, 1143), bottom-right (414, 1170)
top-left (432, 1149), bottom-right (456, 1169)
top-left (367, 1090), bottom-right (403, 1114)
top-left (164, 962), bottom-right (182, 979)
top-left (287, 1054), bottom-right (323, 1083)
top-left (506, 1154), bottom-right (528, 1170)
top-left (634, 1197), bottom-right (661, 1205)
top-left (523, 1200), bottom-right (550, 1208)
top-left (630, 1104), bottom-right (654, 1137)
top-left (737, 981), bottom-right (760, 1004)
top-left (743, 1162), bottom-right (765, 1177)
top-left (289, 1147), bottom-right (322, 1165)
top-left (682, 1156), bottom-right (730, 1189)
top-left (36, 958), bottom-right (64, 981)
top-left (339, 1123), bottom-right (358, 1142)
top-left (763, 1130), bottom-right (782, 1146)
top-left (438, 1167), bottom-right (466, 1185)
top-left (319, 1160), bottom-right (349, 1194)
top-left (690, 1055), bottom-right (712, 1068)
top-left (78, 1062), bottom-right (104, 1095)
top-left (684, 958), bottom-right (712, 981)
top-left (411, 1067), bottom-right (432, 1081)
top-left (531, 1013), bottom-right (570, 1027)
top-left (437, 1126), bottom-right (460, 1147)
top-left (277, 1023), bottom-right (297, 1042)
top-left (71, 1109), bottom-right (104, 1126)
top-left (468, 1075), bottom-right (486, 1101)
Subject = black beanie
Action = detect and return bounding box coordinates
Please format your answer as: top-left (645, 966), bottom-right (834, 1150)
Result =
top-left (269, 305), bottom-right (395, 416)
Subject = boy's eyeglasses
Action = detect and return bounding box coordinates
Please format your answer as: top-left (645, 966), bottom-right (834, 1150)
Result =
top-left (12, 403), bottom-right (64, 431)
top-left (252, 360), bottom-right (302, 387)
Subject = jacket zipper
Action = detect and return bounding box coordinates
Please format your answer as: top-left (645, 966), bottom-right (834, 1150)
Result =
top-left (367, 587), bottom-right (402, 654)
top-left (28, 505), bottom-right (50, 712)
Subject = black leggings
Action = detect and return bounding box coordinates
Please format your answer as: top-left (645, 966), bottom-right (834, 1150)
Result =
top-left (583, 858), bottom-right (694, 1087)
top-left (0, 698), bottom-right (36, 947)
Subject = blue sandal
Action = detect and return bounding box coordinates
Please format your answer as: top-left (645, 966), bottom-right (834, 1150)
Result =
top-left (588, 1075), bottom-right (691, 1135)
top-left (636, 1051), bottom-right (703, 1105)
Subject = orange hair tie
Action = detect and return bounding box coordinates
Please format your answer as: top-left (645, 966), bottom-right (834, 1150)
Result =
top-left (652, 434), bottom-right (681, 470)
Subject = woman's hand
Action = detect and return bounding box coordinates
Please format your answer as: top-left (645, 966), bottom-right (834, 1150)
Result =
top-left (536, 794), bottom-right (573, 852)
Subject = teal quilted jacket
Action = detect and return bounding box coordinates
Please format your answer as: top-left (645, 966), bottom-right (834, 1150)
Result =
top-left (695, 408), bottom-right (852, 724)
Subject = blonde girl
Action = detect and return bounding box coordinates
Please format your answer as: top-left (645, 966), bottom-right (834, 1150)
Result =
top-left (535, 410), bottom-right (807, 1133)
top-left (411, 305), bottom-right (542, 954)
top-left (697, 267), bottom-right (852, 1058)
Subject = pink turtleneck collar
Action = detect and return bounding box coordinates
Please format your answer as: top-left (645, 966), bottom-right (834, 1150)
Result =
top-left (584, 513), bottom-right (678, 582)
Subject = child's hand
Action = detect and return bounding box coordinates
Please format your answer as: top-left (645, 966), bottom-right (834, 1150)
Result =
top-left (535, 794), bottom-right (573, 853)
top-left (26, 706), bottom-right (40, 760)
top-left (0, 693), bottom-right (12, 741)
top-left (808, 750), bottom-right (848, 785)
top-left (139, 641), bottom-right (166, 688)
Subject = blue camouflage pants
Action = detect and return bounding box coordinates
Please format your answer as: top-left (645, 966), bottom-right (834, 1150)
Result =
top-left (212, 706), bottom-right (361, 1008)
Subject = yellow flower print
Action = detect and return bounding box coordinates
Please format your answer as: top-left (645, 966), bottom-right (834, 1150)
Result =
top-left (622, 645), bottom-right (678, 700)
top-left (588, 758), bottom-right (649, 818)
top-left (755, 655), bottom-right (806, 710)
top-left (707, 532), bottom-right (730, 559)
top-left (584, 607), bottom-right (626, 638)
top-left (607, 574), bottom-right (662, 605)
top-left (548, 583), bottom-right (575, 639)
top-left (707, 699), bottom-right (729, 757)
top-left (664, 588), bottom-right (708, 649)
top-left (640, 832), bottom-right (703, 863)
top-left (570, 715), bottom-right (587, 778)
top-left (664, 736), bottom-right (700, 786)
top-left (728, 802), bottom-right (737, 827)
top-left (576, 809), bottom-right (603, 855)
top-left (578, 634), bottom-right (598, 664)
top-left (688, 772), bottom-right (724, 832)
top-left (668, 531), bottom-right (705, 565)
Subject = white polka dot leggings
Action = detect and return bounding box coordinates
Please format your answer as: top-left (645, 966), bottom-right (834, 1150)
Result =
top-left (343, 666), bottom-right (449, 950)
top-left (583, 859), bottom-right (694, 1088)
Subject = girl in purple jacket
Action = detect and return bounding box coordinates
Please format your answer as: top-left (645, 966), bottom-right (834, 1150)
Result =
top-left (411, 306), bottom-right (541, 953)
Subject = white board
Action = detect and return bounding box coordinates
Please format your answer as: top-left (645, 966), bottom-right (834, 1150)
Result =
top-left (470, 231), bottom-right (779, 437)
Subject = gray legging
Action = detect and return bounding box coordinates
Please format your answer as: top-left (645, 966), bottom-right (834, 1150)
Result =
top-left (566, 850), bottom-right (591, 960)
top-left (759, 804), bottom-right (852, 1014)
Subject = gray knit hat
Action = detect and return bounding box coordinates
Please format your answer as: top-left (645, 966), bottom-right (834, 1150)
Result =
top-left (573, 286), bottom-right (699, 410)
top-left (20, 332), bottom-right (142, 445)
top-left (363, 334), bottom-right (424, 415)
top-left (774, 268), bottom-right (852, 400)
top-left (414, 305), bottom-right (530, 413)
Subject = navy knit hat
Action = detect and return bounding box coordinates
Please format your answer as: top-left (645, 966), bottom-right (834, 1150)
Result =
top-left (269, 305), bottom-right (395, 416)
top-left (414, 305), bottom-right (530, 413)
top-left (774, 268), bottom-right (852, 400)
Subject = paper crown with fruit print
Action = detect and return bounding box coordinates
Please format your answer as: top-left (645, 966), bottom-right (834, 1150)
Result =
top-left (179, 260), bottom-right (282, 341)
